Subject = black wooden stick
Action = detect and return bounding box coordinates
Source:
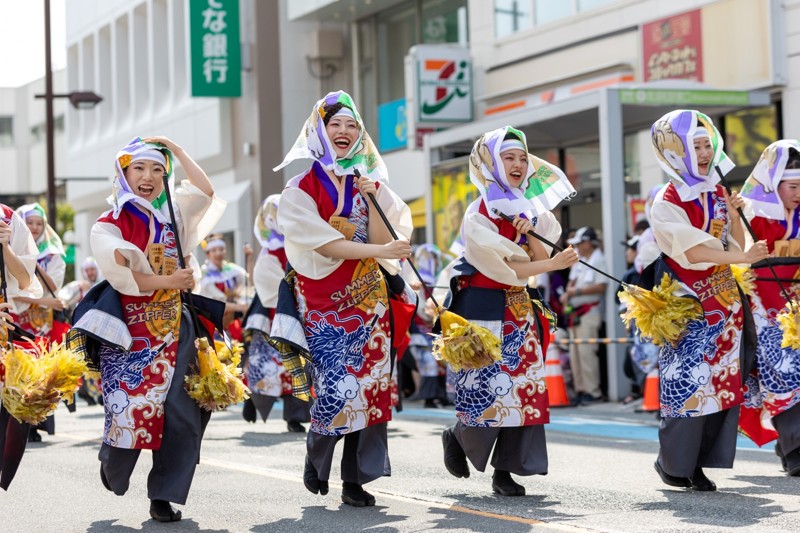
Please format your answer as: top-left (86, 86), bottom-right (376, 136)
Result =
top-left (492, 209), bottom-right (627, 286)
top-left (353, 168), bottom-right (441, 309)
top-left (161, 175), bottom-right (203, 338)
top-left (0, 243), bottom-right (7, 304)
top-left (714, 164), bottom-right (796, 307)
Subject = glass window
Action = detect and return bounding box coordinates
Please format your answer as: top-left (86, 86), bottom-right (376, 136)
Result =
top-left (422, 0), bottom-right (468, 44)
top-left (494, 0), bottom-right (533, 38)
top-left (578, 0), bottom-right (616, 12)
top-left (495, 0), bottom-right (618, 37)
top-left (0, 116), bottom-right (13, 146)
top-left (376, 4), bottom-right (417, 105)
top-left (535, 1), bottom-right (571, 26)
top-left (358, 0), bottom-right (468, 140)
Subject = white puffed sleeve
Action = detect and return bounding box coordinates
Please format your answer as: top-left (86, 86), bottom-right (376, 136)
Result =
top-left (6, 211), bottom-right (42, 301)
top-left (253, 252), bottom-right (283, 308)
top-left (463, 203), bottom-right (530, 288)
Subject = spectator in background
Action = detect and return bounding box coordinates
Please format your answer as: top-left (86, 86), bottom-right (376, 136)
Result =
top-left (561, 226), bottom-right (607, 404)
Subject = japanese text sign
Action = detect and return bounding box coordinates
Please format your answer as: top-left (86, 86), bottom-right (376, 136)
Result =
top-left (190, 0), bottom-right (241, 97)
top-left (642, 9), bottom-right (703, 83)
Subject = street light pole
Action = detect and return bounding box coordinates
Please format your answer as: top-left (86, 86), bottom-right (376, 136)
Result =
top-left (44, 0), bottom-right (57, 226)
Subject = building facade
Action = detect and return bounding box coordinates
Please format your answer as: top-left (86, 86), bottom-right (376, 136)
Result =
top-left (0, 70), bottom-right (68, 209)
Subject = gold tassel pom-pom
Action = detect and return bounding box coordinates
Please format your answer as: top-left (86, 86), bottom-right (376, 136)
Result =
top-left (185, 337), bottom-right (249, 411)
top-left (777, 302), bottom-right (800, 351)
top-left (214, 339), bottom-right (243, 366)
top-left (432, 310), bottom-right (502, 372)
top-left (730, 264), bottom-right (755, 298)
top-left (618, 274), bottom-right (703, 346)
top-left (1, 342), bottom-right (87, 425)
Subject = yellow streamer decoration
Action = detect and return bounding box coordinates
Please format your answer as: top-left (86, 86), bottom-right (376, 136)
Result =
top-left (432, 309), bottom-right (502, 372)
top-left (1, 342), bottom-right (87, 425)
top-left (618, 274), bottom-right (703, 346)
top-left (185, 337), bottom-right (249, 411)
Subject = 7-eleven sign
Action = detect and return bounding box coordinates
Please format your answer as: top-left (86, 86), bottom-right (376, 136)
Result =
top-left (414, 45), bottom-right (472, 123)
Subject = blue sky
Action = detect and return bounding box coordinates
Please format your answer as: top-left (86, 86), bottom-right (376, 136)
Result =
top-left (1, 0), bottom-right (66, 88)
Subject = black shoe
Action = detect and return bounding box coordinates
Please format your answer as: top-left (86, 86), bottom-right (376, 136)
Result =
top-left (690, 467), bottom-right (717, 491)
top-left (654, 461), bottom-right (691, 488)
top-left (441, 427), bottom-right (470, 478)
top-left (149, 499), bottom-right (182, 522)
top-left (242, 398), bottom-right (257, 423)
top-left (27, 428), bottom-right (42, 443)
top-left (785, 447), bottom-right (800, 477)
top-left (341, 482), bottom-right (375, 507)
top-left (287, 420), bottom-right (306, 433)
top-left (424, 399), bottom-right (437, 408)
top-left (303, 456), bottom-right (328, 495)
top-left (100, 466), bottom-right (112, 492)
top-left (492, 469), bottom-right (525, 496)
top-left (580, 393), bottom-right (604, 405)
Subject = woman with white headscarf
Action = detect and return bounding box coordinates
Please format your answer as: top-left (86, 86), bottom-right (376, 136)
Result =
top-left (269, 91), bottom-right (416, 507)
top-left (0, 202), bottom-right (42, 490)
top-left (738, 140), bottom-right (800, 476)
top-left (648, 110), bottom-right (769, 491)
top-left (11, 202), bottom-right (68, 442)
top-left (440, 126), bottom-right (578, 496)
top-left (72, 136), bottom-right (225, 522)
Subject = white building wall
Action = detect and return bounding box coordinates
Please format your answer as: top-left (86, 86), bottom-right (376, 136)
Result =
top-left (64, 0), bottom-right (243, 267)
top-left (0, 71), bottom-right (67, 198)
top-left (783, 0), bottom-right (800, 140)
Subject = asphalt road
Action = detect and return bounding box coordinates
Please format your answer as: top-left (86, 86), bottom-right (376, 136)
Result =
top-left (3, 400), bottom-right (798, 532)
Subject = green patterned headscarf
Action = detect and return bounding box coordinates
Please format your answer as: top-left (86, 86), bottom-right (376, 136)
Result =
top-left (16, 202), bottom-right (65, 259)
top-left (274, 91), bottom-right (388, 182)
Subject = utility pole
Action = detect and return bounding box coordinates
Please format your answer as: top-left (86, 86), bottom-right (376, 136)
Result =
top-left (44, 0), bottom-right (57, 225)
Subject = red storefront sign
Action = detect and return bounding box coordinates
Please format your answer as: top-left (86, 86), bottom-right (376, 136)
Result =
top-left (642, 10), bottom-right (703, 82)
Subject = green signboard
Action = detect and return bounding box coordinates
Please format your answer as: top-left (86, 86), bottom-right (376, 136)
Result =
top-left (190, 0), bottom-right (241, 97)
top-left (618, 89), bottom-right (750, 107)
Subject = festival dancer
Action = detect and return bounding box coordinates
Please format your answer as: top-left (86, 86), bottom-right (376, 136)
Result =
top-left (70, 136), bottom-right (225, 521)
top-left (242, 194), bottom-right (311, 432)
top-left (199, 233), bottom-right (249, 340)
top-left (11, 203), bottom-right (68, 442)
top-left (441, 126), bottom-right (578, 496)
top-left (649, 110), bottom-right (769, 491)
top-left (270, 91), bottom-right (414, 507)
top-left (0, 203), bottom-right (41, 490)
top-left (738, 139), bottom-right (800, 476)
top-left (60, 256), bottom-right (104, 406)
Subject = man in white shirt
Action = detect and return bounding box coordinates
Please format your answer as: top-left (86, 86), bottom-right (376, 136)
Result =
top-left (560, 226), bottom-right (607, 404)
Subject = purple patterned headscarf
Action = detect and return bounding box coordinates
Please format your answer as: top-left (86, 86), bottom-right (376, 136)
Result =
top-left (741, 139), bottom-right (800, 220)
top-left (651, 110), bottom-right (734, 201)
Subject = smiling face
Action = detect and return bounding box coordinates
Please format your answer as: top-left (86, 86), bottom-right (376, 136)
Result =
top-left (25, 215), bottom-right (45, 241)
top-left (778, 180), bottom-right (800, 213)
top-left (693, 136), bottom-right (714, 177)
top-left (124, 159), bottom-right (166, 201)
top-left (206, 246), bottom-right (226, 268)
top-left (501, 149), bottom-right (528, 188)
top-left (325, 113), bottom-right (360, 159)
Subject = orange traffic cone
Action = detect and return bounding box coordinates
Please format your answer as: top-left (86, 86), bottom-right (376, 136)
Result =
top-left (639, 369), bottom-right (660, 412)
top-left (545, 333), bottom-right (570, 408)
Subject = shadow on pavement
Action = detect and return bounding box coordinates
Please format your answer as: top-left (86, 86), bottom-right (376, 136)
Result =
top-left (250, 504), bottom-right (408, 532)
top-left (227, 431), bottom-right (306, 448)
top-left (637, 489), bottom-right (786, 528)
top-left (87, 518), bottom-right (227, 532)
